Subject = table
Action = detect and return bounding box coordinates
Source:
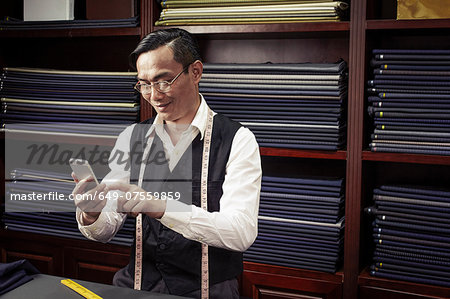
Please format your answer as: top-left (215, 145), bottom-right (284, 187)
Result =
top-left (1, 274), bottom-right (191, 298)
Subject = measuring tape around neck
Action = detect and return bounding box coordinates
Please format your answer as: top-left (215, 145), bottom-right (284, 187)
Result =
top-left (134, 128), bottom-right (155, 290)
top-left (200, 108), bottom-right (214, 299)
top-left (133, 108), bottom-right (214, 298)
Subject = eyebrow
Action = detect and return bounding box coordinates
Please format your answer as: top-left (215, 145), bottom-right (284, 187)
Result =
top-left (137, 71), bottom-right (172, 83)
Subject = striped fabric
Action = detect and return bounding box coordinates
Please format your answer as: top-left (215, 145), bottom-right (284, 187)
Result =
top-left (366, 184), bottom-right (450, 287)
top-left (201, 61), bottom-right (348, 151)
top-left (244, 175), bottom-right (345, 273)
top-left (367, 49), bottom-right (450, 155)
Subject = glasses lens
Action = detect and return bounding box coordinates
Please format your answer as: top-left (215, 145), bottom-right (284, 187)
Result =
top-left (135, 83), bottom-right (149, 94)
top-left (157, 82), bottom-right (171, 93)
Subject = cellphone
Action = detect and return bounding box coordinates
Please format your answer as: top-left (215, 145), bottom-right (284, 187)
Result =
top-left (69, 158), bottom-right (99, 191)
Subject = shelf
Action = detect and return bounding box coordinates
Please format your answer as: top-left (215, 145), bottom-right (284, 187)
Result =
top-left (366, 19), bottom-right (450, 30)
top-left (0, 27), bottom-right (141, 38)
top-left (245, 261), bottom-right (344, 283)
top-left (260, 147), bottom-right (347, 160)
top-left (155, 21), bottom-right (350, 39)
top-left (358, 268), bottom-right (450, 298)
top-left (362, 150), bottom-right (450, 165)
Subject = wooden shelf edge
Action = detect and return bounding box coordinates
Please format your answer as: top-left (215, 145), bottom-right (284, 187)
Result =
top-left (358, 267), bottom-right (450, 298)
top-left (155, 21), bottom-right (350, 36)
top-left (0, 27), bottom-right (141, 38)
top-left (244, 261), bottom-right (343, 284)
top-left (260, 147), bottom-right (347, 160)
top-left (366, 18), bottom-right (450, 30)
top-left (362, 150), bottom-right (450, 165)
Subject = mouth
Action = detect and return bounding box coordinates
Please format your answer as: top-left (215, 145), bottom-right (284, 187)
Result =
top-left (154, 102), bottom-right (171, 111)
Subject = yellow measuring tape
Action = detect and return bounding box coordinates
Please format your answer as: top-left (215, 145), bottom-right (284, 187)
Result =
top-left (61, 279), bottom-right (103, 299)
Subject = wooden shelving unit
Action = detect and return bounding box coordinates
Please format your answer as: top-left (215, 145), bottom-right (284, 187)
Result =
top-left (1, 0), bottom-right (450, 298)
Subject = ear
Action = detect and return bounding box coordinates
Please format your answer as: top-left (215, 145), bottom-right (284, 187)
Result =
top-left (191, 60), bottom-right (203, 84)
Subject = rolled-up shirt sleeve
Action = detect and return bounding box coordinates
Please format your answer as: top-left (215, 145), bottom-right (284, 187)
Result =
top-left (159, 127), bottom-right (262, 252)
top-left (76, 124), bottom-right (135, 243)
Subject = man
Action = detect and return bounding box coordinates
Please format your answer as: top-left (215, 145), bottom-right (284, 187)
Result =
top-left (72, 28), bottom-right (261, 298)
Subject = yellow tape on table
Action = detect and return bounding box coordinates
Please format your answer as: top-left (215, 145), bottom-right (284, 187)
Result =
top-left (61, 279), bottom-right (103, 299)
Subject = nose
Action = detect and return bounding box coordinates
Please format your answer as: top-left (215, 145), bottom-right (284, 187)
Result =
top-left (149, 86), bottom-right (164, 102)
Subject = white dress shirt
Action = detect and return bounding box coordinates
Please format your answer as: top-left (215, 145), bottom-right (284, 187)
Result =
top-left (77, 95), bottom-right (262, 252)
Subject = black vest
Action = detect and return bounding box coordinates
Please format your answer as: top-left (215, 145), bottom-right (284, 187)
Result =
top-left (126, 113), bottom-right (243, 296)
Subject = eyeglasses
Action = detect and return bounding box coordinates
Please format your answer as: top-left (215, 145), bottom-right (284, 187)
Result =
top-left (134, 65), bottom-right (190, 95)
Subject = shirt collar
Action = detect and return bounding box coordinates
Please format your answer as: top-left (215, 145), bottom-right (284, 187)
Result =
top-left (145, 94), bottom-right (209, 140)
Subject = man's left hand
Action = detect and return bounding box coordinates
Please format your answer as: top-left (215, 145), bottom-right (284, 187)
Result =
top-left (106, 182), bottom-right (167, 219)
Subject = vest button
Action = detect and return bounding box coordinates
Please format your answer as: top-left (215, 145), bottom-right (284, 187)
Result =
top-left (159, 243), bottom-right (166, 250)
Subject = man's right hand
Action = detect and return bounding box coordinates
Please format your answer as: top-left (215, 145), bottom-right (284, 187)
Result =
top-left (71, 172), bottom-right (109, 225)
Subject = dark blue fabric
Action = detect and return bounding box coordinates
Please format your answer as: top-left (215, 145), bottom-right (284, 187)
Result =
top-left (373, 49), bottom-right (450, 55)
top-left (375, 205), bottom-right (450, 220)
top-left (376, 243), bottom-right (450, 259)
top-left (379, 92), bottom-right (450, 99)
top-left (374, 228), bottom-right (450, 243)
top-left (379, 185), bottom-right (450, 198)
top-left (370, 268), bottom-right (450, 287)
top-left (0, 16), bottom-right (139, 30)
top-left (5, 123), bottom-right (127, 136)
top-left (373, 69), bottom-right (450, 76)
top-left (369, 79), bottom-right (450, 87)
top-left (374, 74), bottom-right (450, 81)
top-left (375, 260), bottom-right (450, 282)
top-left (200, 87), bottom-right (344, 97)
top-left (374, 233), bottom-right (450, 249)
top-left (370, 146), bottom-right (450, 156)
top-left (373, 256), bottom-right (450, 271)
top-left (375, 124), bottom-right (450, 132)
top-left (376, 65), bottom-right (450, 71)
top-left (371, 134), bottom-right (450, 143)
top-left (374, 188), bottom-right (450, 203)
top-left (205, 96), bottom-right (342, 106)
top-left (368, 207), bottom-right (450, 225)
top-left (0, 260), bottom-right (40, 296)
top-left (203, 61), bottom-right (347, 74)
top-left (373, 54), bottom-right (450, 60)
top-left (375, 200), bottom-right (450, 214)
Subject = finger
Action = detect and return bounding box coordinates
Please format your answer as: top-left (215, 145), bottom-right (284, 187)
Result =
top-left (74, 184), bottom-right (107, 208)
top-left (71, 172), bottom-right (79, 183)
top-left (84, 183), bottom-right (107, 195)
top-left (119, 196), bottom-right (142, 213)
top-left (107, 182), bottom-right (134, 192)
top-left (72, 176), bottom-right (93, 195)
top-left (75, 189), bottom-right (108, 212)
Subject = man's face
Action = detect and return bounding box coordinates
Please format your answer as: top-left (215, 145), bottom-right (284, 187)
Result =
top-left (136, 46), bottom-right (201, 124)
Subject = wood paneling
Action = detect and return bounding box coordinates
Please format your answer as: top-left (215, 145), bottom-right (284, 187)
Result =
top-left (64, 247), bottom-right (130, 284)
top-left (242, 263), bottom-right (343, 299)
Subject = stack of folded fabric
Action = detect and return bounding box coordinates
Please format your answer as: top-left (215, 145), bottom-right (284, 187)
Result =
top-left (1, 67), bottom-right (139, 137)
top-left (0, 16), bottom-right (139, 30)
top-left (3, 168), bottom-right (135, 246)
top-left (367, 49), bottom-right (450, 156)
top-left (244, 175), bottom-right (345, 273)
top-left (201, 61), bottom-right (348, 151)
top-left (0, 260), bottom-right (40, 296)
top-left (155, 0), bottom-right (349, 25)
top-left (366, 184), bottom-right (450, 287)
